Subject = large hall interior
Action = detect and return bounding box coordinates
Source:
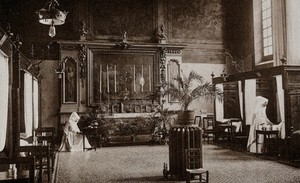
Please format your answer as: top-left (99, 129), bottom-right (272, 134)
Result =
top-left (0, 0), bottom-right (300, 182)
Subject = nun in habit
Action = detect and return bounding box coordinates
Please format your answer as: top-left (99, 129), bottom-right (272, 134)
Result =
top-left (59, 112), bottom-right (91, 152)
top-left (247, 96), bottom-right (284, 153)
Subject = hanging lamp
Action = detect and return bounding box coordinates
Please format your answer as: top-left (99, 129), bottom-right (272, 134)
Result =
top-left (36, 0), bottom-right (68, 37)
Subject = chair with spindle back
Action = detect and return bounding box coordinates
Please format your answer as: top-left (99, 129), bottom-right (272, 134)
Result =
top-left (35, 127), bottom-right (56, 171)
top-left (17, 144), bottom-right (51, 183)
top-left (185, 148), bottom-right (209, 183)
top-left (202, 116), bottom-right (215, 144)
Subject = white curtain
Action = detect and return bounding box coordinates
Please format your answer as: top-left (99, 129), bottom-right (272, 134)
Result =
top-left (24, 72), bottom-right (33, 137)
top-left (238, 81), bottom-right (244, 119)
top-left (0, 51), bottom-right (9, 151)
top-left (275, 75), bottom-right (286, 139)
top-left (245, 79), bottom-right (256, 125)
top-left (33, 78), bottom-right (39, 130)
top-left (215, 84), bottom-right (224, 121)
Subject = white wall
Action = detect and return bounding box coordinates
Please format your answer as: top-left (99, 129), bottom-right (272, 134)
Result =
top-left (286, 0), bottom-right (300, 65)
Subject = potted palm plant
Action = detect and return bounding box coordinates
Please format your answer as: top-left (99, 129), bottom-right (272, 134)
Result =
top-left (164, 70), bottom-right (221, 125)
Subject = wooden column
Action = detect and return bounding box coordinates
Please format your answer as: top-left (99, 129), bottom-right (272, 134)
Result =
top-left (12, 35), bottom-right (22, 157)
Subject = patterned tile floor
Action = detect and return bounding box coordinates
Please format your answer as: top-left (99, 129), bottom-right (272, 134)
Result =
top-left (53, 144), bottom-right (300, 183)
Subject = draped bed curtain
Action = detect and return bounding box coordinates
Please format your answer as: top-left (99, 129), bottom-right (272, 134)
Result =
top-left (24, 72), bottom-right (33, 137)
top-left (275, 75), bottom-right (286, 139)
top-left (0, 51), bottom-right (9, 151)
top-left (238, 81), bottom-right (244, 120)
top-left (33, 79), bottom-right (39, 130)
top-left (215, 84), bottom-right (224, 121)
top-left (245, 79), bottom-right (256, 125)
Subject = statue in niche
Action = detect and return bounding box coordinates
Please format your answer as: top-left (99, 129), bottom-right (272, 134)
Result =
top-left (158, 25), bottom-right (167, 44)
top-left (64, 58), bottom-right (77, 103)
top-left (65, 66), bottom-right (76, 102)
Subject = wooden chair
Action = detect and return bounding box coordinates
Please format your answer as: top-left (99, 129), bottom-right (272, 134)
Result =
top-left (194, 116), bottom-right (202, 126)
top-left (202, 116), bottom-right (215, 144)
top-left (17, 144), bottom-right (51, 183)
top-left (35, 127), bottom-right (56, 171)
top-left (215, 119), bottom-right (233, 147)
top-left (185, 148), bottom-right (209, 183)
top-left (231, 124), bottom-right (250, 151)
top-left (0, 156), bottom-right (36, 182)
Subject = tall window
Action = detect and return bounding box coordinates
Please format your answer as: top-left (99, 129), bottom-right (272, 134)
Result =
top-left (262, 0), bottom-right (273, 60)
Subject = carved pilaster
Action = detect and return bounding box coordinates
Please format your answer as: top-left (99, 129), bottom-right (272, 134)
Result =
top-left (160, 47), bottom-right (167, 84)
top-left (78, 44), bottom-right (87, 87)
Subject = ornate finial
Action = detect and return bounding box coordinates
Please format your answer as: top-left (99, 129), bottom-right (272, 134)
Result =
top-left (220, 69), bottom-right (229, 81)
top-left (116, 31), bottom-right (132, 50)
top-left (158, 25), bottom-right (167, 44)
top-left (6, 23), bottom-right (13, 38)
top-left (122, 31), bottom-right (127, 43)
top-left (79, 20), bottom-right (88, 41)
top-left (280, 55), bottom-right (287, 65)
top-left (14, 34), bottom-right (22, 48)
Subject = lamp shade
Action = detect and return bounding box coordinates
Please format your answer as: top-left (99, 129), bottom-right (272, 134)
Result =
top-left (37, 8), bottom-right (67, 25)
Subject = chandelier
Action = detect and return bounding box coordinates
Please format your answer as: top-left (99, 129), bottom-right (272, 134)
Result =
top-left (36, 0), bottom-right (68, 37)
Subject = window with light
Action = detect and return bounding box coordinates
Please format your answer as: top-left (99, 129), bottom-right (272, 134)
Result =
top-left (261, 0), bottom-right (273, 60)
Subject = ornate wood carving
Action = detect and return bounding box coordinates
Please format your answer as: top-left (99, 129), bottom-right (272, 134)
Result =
top-left (60, 45), bottom-right (78, 51)
top-left (160, 48), bottom-right (167, 85)
top-left (79, 44), bottom-right (87, 87)
top-left (87, 48), bottom-right (159, 106)
top-left (166, 49), bottom-right (181, 55)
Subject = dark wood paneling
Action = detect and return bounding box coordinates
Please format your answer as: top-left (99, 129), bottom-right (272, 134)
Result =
top-left (223, 82), bottom-right (240, 119)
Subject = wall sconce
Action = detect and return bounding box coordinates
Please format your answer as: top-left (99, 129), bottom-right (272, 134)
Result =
top-left (220, 69), bottom-right (229, 81)
top-left (27, 44), bottom-right (45, 74)
top-left (55, 62), bottom-right (65, 79)
top-left (224, 52), bottom-right (243, 73)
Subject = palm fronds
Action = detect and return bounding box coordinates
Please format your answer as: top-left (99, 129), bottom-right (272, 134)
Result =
top-left (165, 70), bottom-right (222, 110)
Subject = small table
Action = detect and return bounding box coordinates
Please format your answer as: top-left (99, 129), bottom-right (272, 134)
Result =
top-left (82, 126), bottom-right (101, 151)
top-left (0, 170), bottom-right (30, 182)
top-left (256, 129), bottom-right (279, 159)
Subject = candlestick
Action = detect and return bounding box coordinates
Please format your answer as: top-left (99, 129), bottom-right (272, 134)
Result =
top-left (99, 65), bottom-right (102, 92)
top-left (141, 65), bottom-right (144, 92)
top-left (114, 65), bottom-right (116, 92)
top-left (133, 65), bottom-right (136, 92)
top-left (107, 65), bottom-right (109, 93)
top-left (149, 65), bottom-right (151, 91)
